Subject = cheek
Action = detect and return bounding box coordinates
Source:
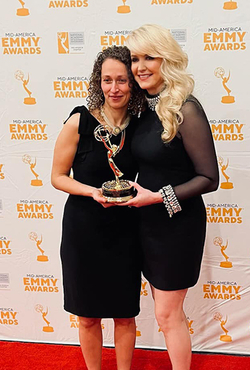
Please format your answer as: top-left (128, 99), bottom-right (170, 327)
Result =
top-left (124, 89), bottom-right (131, 100)
top-left (131, 64), bottom-right (137, 76)
top-left (101, 84), bottom-right (108, 95)
top-left (126, 86), bottom-right (132, 96)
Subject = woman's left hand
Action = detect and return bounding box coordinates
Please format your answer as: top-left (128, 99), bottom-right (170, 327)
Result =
top-left (119, 181), bottom-right (162, 208)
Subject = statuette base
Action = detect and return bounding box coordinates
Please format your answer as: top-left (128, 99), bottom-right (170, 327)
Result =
top-left (221, 96), bottom-right (235, 104)
top-left (16, 8), bottom-right (29, 16)
top-left (220, 334), bottom-right (232, 342)
top-left (43, 326), bottom-right (54, 332)
top-left (102, 180), bottom-right (135, 203)
top-left (220, 182), bottom-right (233, 189)
top-left (220, 261), bottom-right (232, 268)
top-left (24, 97), bottom-right (36, 105)
top-left (117, 5), bottom-right (131, 13)
top-left (37, 255), bottom-right (49, 262)
top-left (31, 179), bottom-right (43, 186)
top-left (223, 2), bottom-right (237, 10)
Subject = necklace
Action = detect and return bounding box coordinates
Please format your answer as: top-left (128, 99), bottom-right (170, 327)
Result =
top-left (145, 93), bottom-right (160, 111)
top-left (100, 106), bottom-right (130, 136)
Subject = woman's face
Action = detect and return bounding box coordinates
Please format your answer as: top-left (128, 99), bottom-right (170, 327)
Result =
top-left (101, 58), bottom-right (131, 109)
top-left (131, 53), bottom-right (164, 95)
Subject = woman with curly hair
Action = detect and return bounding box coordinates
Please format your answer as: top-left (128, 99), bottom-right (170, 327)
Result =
top-left (123, 24), bottom-right (219, 370)
top-left (51, 46), bottom-right (145, 370)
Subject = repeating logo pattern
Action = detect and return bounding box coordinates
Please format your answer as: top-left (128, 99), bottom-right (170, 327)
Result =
top-left (0, 0), bottom-right (249, 354)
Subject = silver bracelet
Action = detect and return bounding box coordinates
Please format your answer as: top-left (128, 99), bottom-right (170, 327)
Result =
top-left (159, 185), bottom-right (182, 218)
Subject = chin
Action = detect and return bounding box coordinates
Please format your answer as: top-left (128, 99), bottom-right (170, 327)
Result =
top-left (137, 81), bottom-right (151, 90)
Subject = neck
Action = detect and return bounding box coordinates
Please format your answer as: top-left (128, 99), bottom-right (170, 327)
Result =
top-left (102, 104), bottom-right (128, 127)
top-left (146, 83), bottom-right (166, 96)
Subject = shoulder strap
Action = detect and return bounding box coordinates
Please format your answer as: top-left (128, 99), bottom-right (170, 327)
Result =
top-left (65, 105), bottom-right (96, 135)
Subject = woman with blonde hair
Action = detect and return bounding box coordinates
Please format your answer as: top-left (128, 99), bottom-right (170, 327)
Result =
top-left (122, 24), bottom-right (219, 370)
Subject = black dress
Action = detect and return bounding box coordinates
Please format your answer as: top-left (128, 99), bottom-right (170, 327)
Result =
top-left (60, 106), bottom-right (141, 318)
top-left (131, 97), bottom-right (218, 291)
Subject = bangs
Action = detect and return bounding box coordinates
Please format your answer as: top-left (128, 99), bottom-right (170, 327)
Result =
top-left (127, 34), bottom-right (160, 58)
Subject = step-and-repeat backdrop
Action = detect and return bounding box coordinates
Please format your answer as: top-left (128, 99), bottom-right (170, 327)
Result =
top-left (0, 0), bottom-right (250, 355)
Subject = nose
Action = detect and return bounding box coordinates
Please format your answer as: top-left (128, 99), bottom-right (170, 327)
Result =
top-left (110, 81), bottom-right (119, 93)
top-left (138, 59), bottom-right (146, 72)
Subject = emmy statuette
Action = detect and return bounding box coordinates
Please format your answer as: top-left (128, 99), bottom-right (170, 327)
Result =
top-left (214, 312), bottom-right (232, 342)
top-left (214, 67), bottom-right (235, 104)
top-left (218, 156), bottom-right (233, 189)
top-left (94, 125), bottom-right (135, 202)
top-left (15, 70), bottom-right (36, 105)
top-left (213, 237), bottom-right (232, 268)
top-left (35, 305), bottom-right (54, 332)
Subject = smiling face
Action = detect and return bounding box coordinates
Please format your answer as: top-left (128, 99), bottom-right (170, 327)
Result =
top-left (101, 58), bottom-right (131, 110)
top-left (131, 53), bottom-right (164, 95)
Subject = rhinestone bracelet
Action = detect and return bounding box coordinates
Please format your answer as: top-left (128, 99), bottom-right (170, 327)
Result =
top-left (159, 185), bottom-right (182, 218)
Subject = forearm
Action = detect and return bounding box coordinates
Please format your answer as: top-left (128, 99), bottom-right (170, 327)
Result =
top-left (143, 175), bottom-right (218, 206)
top-left (51, 174), bottom-right (95, 198)
top-left (173, 175), bottom-right (219, 201)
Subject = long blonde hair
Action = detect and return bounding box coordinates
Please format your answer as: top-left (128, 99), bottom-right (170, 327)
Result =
top-left (127, 24), bottom-right (194, 142)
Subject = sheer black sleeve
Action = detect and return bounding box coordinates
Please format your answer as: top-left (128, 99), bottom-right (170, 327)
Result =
top-left (173, 97), bottom-right (219, 201)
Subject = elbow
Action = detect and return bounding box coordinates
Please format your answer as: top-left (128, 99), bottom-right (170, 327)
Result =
top-left (51, 174), bottom-right (60, 190)
top-left (208, 172), bottom-right (220, 193)
top-left (211, 179), bottom-right (219, 192)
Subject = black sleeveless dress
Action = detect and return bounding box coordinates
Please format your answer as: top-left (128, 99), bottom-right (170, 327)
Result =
top-left (60, 106), bottom-right (141, 318)
top-left (131, 98), bottom-right (218, 291)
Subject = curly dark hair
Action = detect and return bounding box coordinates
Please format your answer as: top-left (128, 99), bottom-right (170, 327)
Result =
top-left (86, 45), bottom-right (145, 116)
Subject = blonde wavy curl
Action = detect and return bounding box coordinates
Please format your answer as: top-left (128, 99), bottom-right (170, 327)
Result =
top-left (127, 24), bottom-right (194, 143)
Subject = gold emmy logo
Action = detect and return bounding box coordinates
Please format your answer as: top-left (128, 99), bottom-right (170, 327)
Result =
top-left (22, 154), bottom-right (43, 186)
top-left (214, 237), bottom-right (232, 268)
top-left (213, 312), bottom-right (232, 342)
top-left (29, 232), bottom-right (48, 262)
top-left (218, 156), bottom-right (233, 189)
top-left (35, 304), bottom-right (54, 332)
top-left (136, 326), bottom-right (141, 337)
top-left (15, 70), bottom-right (36, 105)
top-left (223, 0), bottom-right (238, 10)
top-left (16, 0), bottom-right (30, 16)
top-left (57, 32), bottom-right (69, 54)
top-left (214, 67), bottom-right (235, 104)
top-left (117, 0), bottom-right (131, 13)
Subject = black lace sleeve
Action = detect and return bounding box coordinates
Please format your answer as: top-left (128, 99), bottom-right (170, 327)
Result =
top-left (173, 97), bottom-right (219, 201)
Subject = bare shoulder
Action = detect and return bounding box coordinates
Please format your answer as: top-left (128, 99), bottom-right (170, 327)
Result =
top-left (55, 112), bottom-right (80, 148)
top-left (64, 112), bottom-right (80, 131)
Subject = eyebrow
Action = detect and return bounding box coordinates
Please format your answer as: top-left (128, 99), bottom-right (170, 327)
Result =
top-left (131, 54), bottom-right (147, 57)
top-left (101, 75), bottom-right (127, 78)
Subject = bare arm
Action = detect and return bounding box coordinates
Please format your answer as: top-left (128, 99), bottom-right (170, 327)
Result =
top-left (51, 113), bottom-right (106, 203)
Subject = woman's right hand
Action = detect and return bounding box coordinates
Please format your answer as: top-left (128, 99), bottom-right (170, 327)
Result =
top-left (118, 182), bottom-right (163, 208)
